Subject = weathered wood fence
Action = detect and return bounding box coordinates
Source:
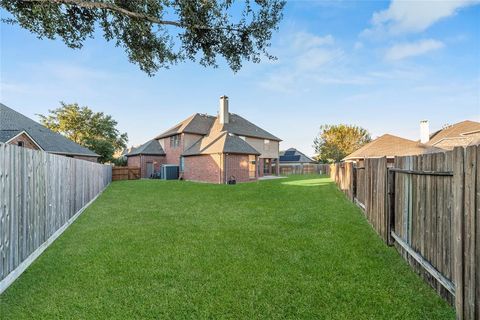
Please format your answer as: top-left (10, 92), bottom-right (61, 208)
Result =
top-left (0, 143), bottom-right (112, 294)
top-left (279, 164), bottom-right (330, 176)
top-left (330, 145), bottom-right (479, 320)
top-left (112, 166), bottom-right (140, 181)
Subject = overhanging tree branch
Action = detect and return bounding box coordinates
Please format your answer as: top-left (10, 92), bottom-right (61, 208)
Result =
top-left (20, 0), bottom-right (248, 32)
top-left (2, 0), bottom-right (285, 74)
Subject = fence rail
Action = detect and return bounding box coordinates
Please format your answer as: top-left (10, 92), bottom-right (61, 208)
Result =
top-left (0, 143), bottom-right (112, 293)
top-left (330, 145), bottom-right (479, 320)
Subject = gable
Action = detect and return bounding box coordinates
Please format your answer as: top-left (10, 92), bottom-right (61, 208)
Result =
top-left (6, 131), bottom-right (42, 150)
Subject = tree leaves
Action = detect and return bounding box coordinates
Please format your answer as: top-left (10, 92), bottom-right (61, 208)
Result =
top-left (313, 124), bottom-right (372, 163)
top-left (38, 102), bottom-right (128, 163)
top-left (1, 0), bottom-right (285, 75)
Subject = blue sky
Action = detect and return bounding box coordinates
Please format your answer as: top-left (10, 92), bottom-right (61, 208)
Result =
top-left (1, 0), bottom-right (479, 156)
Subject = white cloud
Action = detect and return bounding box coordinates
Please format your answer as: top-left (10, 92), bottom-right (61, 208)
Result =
top-left (363, 0), bottom-right (480, 37)
top-left (385, 39), bottom-right (444, 61)
top-left (258, 31), bottom-right (357, 92)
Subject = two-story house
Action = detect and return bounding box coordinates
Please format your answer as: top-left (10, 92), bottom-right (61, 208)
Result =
top-left (125, 96), bottom-right (281, 183)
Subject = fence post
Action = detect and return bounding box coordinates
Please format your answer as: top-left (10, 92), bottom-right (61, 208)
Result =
top-left (387, 168), bottom-right (396, 246)
top-left (353, 165), bottom-right (357, 200)
top-left (453, 146), bottom-right (465, 320)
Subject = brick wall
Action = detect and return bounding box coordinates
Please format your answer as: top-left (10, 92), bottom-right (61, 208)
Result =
top-left (161, 135), bottom-right (183, 165)
top-left (161, 133), bottom-right (203, 165)
top-left (183, 154), bottom-right (221, 184)
top-left (225, 154), bottom-right (255, 183)
top-left (127, 155), bottom-right (140, 167)
top-left (127, 155), bottom-right (165, 178)
top-left (7, 132), bottom-right (40, 150)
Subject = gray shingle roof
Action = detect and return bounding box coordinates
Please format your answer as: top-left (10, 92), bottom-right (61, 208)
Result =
top-left (182, 131), bottom-right (261, 156)
top-left (155, 112), bottom-right (281, 141)
top-left (155, 113), bottom-right (216, 139)
top-left (125, 139), bottom-right (165, 157)
top-left (279, 148), bottom-right (315, 163)
top-left (217, 114), bottom-right (281, 141)
top-left (0, 103), bottom-right (99, 157)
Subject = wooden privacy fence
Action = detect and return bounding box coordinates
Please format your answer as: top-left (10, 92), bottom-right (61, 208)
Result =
top-left (279, 164), bottom-right (330, 176)
top-left (330, 145), bottom-right (479, 320)
top-left (0, 143), bottom-right (112, 294)
top-left (112, 166), bottom-right (140, 181)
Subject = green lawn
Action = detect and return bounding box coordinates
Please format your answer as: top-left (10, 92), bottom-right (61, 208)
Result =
top-left (0, 175), bottom-right (454, 319)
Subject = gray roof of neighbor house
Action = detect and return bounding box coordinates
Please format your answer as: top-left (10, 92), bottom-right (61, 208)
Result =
top-left (0, 103), bottom-right (99, 157)
top-left (427, 120), bottom-right (480, 147)
top-left (182, 131), bottom-right (261, 156)
top-left (125, 139), bottom-right (165, 157)
top-left (279, 148), bottom-right (315, 163)
top-left (343, 134), bottom-right (440, 161)
top-left (155, 112), bottom-right (281, 141)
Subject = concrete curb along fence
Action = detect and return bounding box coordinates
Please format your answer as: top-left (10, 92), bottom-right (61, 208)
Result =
top-left (329, 145), bottom-right (479, 320)
top-left (0, 143), bottom-right (112, 294)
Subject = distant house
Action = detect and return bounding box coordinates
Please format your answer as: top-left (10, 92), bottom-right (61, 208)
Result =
top-left (125, 96), bottom-right (281, 183)
top-left (423, 120), bottom-right (480, 150)
top-left (343, 120), bottom-right (480, 164)
top-left (279, 148), bottom-right (316, 166)
top-left (343, 134), bottom-right (438, 163)
top-left (0, 103), bottom-right (99, 162)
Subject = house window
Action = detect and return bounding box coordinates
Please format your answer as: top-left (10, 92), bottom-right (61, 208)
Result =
top-left (17, 141), bottom-right (24, 147)
top-left (170, 135), bottom-right (180, 148)
top-left (264, 139), bottom-right (270, 144)
top-left (249, 155), bottom-right (256, 179)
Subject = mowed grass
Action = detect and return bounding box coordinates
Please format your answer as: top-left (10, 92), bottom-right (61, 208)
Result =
top-left (0, 175), bottom-right (454, 319)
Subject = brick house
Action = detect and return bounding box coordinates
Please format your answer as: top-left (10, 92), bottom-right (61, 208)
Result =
top-left (0, 103), bottom-right (99, 162)
top-left (126, 96), bottom-right (281, 183)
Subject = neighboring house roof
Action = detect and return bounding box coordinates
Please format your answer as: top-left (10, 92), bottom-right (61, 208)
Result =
top-left (343, 134), bottom-right (439, 161)
top-left (182, 131), bottom-right (261, 156)
top-left (279, 148), bottom-right (315, 163)
top-left (155, 112), bottom-right (281, 141)
top-left (0, 103), bottom-right (99, 157)
top-left (426, 120), bottom-right (480, 148)
top-left (125, 139), bottom-right (165, 157)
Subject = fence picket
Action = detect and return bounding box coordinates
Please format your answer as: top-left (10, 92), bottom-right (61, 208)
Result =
top-left (0, 143), bottom-right (111, 294)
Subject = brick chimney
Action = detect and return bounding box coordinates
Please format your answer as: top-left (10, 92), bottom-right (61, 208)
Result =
top-left (219, 96), bottom-right (229, 124)
top-left (420, 120), bottom-right (429, 143)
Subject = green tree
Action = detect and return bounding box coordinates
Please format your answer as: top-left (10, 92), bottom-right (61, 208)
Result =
top-left (1, 0), bottom-right (285, 75)
top-left (38, 102), bottom-right (128, 163)
top-left (313, 124), bottom-right (371, 163)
